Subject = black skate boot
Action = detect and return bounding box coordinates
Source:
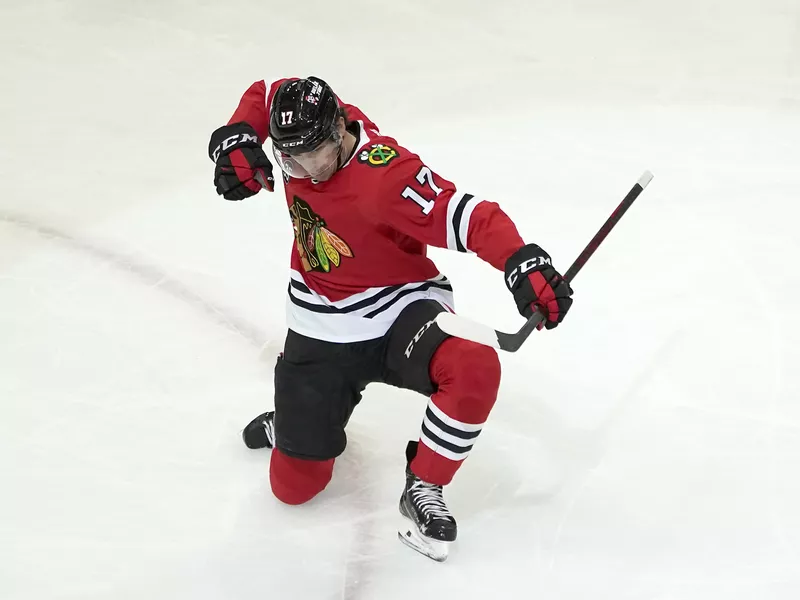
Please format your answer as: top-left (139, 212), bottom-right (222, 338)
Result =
top-left (398, 441), bottom-right (457, 562)
top-left (242, 411), bottom-right (275, 449)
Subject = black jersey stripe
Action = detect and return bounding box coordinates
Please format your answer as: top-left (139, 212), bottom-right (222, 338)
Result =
top-left (451, 193), bottom-right (474, 252)
top-left (361, 281), bottom-right (453, 318)
top-left (290, 279), bottom-right (311, 294)
top-left (289, 279), bottom-right (422, 312)
top-left (288, 279), bottom-right (453, 317)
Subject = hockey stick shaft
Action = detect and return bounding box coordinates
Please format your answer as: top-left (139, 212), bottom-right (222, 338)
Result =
top-left (436, 171), bottom-right (654, 352)
top-left (564, 170), bottom-right (653, 282)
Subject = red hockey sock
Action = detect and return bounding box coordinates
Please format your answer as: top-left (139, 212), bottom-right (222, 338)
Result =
top-left (269, 449), bottom-right (335, 505)
top-left (410, 337), bottom-right (501, 485)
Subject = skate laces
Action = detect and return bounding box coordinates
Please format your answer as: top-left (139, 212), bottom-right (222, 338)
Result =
top-left (410, 480), bottom-right (453, 521)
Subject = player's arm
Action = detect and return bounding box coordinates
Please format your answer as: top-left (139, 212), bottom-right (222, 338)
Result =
top-left (370, 152), bottom-right (523, 269)
top-left (226, 79), bottom-right (290, 140)
top-left (373, 152), bottom-right (573, 329)
top-left (206, 79), bottom-right (289, 200)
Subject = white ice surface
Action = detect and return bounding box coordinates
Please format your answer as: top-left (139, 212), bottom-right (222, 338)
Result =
top-left (2, 1), bottom-right (800, 598)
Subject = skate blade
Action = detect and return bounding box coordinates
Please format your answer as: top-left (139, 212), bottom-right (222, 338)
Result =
top-left (397, 516), bottom-right (451, 562)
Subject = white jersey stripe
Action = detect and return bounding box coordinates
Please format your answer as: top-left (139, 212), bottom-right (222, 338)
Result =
top-left (289, 270), bottom-right (450, 310)
top-left (445, 191), bottom-right (466, 251)
top-left (286, 281), bottom-right (455, 343)
top-left (457, 196), bottom-right (484, 254)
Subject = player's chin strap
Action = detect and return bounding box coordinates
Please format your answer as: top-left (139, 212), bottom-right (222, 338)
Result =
top-left (337, 122), bottom-right (362, 172)
top-left (336, 144), bottom-right (345, 171)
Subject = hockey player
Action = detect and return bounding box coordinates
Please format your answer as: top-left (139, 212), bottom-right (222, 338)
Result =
top-left (208, 76), bottom-right (573, 561)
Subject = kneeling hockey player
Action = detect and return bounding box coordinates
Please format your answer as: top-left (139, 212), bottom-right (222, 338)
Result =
top-left (208, 76), bottom-right (573, 561)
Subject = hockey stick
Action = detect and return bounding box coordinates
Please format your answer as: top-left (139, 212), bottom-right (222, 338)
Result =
top-left (435, 171), bottom-right (654, 352)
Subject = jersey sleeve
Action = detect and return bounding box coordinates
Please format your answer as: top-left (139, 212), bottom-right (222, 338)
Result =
top-left (226, 79), bottom-right (290, 142)
top-left (368, 150), bottom-right (526, 271)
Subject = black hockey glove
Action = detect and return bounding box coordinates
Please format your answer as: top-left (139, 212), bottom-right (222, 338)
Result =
top-left (504, 244), bottom-right (573, 330)
top-left (208, 122), bottom-right (274, 200)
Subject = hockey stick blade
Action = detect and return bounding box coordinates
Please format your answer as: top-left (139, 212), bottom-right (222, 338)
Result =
top-left (436, 170), bottom-right (654, 352)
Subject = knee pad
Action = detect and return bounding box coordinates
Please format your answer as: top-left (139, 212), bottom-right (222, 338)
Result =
top-left (430, 338), bottom-right (501, 418)
top-left (269, 449), bottom-right (334, 505)
top-left (383, 300), bottom-right (451, 396)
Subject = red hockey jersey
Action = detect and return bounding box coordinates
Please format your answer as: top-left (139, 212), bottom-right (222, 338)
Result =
top-left (226, 79), bottom-right (526, 343)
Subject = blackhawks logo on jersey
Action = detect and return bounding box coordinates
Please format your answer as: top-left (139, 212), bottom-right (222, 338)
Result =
top-left (358, 143), bottom-right (399, 167)
top-left (289, 197), bottom-right (353, 273)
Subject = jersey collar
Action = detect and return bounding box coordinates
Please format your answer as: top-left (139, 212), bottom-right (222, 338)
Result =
top-left (341, 121), bottom-right (371, 169)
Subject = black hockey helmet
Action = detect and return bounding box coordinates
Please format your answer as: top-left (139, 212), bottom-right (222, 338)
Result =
top-left (269, 77), bottom-right (341, 156)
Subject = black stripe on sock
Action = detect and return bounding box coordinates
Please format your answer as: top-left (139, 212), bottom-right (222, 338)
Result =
top-left (421, 422), bottom-right (474, 455)
top-left (425, 407), bottom-right (482, 440)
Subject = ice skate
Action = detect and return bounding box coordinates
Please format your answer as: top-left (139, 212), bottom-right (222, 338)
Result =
top-left (397, 442), bottom-right (457, 562)
top-left (242, 411), bottom-right (275, 449)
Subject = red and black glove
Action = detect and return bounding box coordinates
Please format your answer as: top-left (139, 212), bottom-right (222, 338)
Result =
top-left (504, 244), bottom-right (573, 330)
top-left (208, 122), bottom-right (274, 200)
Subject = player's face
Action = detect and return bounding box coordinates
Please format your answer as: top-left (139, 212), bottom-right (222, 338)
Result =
top-left (272, 120), bottom-right (345, 182)
top-left (293, 136), bottom-right (341, 181)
